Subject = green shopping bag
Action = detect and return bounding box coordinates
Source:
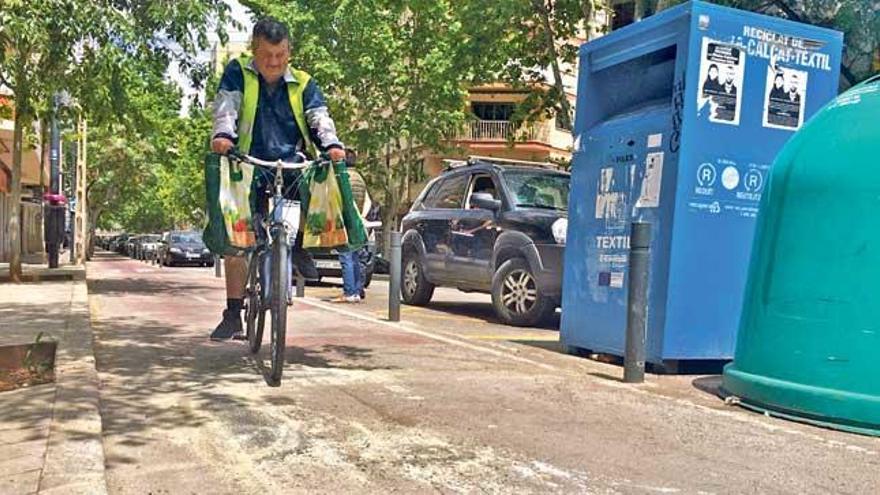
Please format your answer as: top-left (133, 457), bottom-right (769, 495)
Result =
top-left (333, 161), bottom-right (368, 251)
top-left (302, 163), bottom-right (349, 249)
top-left (203, 153), bottom-right (256, 256)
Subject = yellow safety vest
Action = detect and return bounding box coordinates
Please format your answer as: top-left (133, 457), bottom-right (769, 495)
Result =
top-left (236, 56), bottom-right (316, 157)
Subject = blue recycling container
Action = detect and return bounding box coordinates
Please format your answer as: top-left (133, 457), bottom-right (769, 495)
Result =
top-left (560, 1), bottom-right (843, 367)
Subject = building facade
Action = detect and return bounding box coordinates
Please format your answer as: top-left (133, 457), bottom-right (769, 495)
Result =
top-left (0, 90), bottom-right (47, 263)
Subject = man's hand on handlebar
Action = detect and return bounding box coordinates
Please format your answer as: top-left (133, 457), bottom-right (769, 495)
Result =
top-left (212, 137), bottom-right (235, 155)
top-left (327, 147), bottom-right (346, 163)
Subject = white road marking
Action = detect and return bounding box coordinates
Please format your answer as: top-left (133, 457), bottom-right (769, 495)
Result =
top-left (300, 297), bottom-right (558, 371)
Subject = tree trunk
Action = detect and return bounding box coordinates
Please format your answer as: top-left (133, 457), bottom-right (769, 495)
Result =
top-left (8, 91), bottom-right (26, 282)
top-left (533, 0), bottom-right (574, 130)
top-left (87, 207), bottom-right (101, 259)
top-left (581, 1), bottom-right (596, 40)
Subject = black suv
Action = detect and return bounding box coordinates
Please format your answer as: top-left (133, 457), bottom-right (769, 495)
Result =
top-left (401, 158), bottom-right (569, 326)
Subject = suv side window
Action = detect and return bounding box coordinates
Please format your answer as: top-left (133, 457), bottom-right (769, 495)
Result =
top-left (465, 173), bottom-right (499, 209)
top-left (424, 173), bottom-right (469, 209)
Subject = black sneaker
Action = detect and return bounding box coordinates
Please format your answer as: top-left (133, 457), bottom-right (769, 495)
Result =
top-left (292, 248), bottom-right (320, 281)
top-left (210, 309), bottom-right (243, 341)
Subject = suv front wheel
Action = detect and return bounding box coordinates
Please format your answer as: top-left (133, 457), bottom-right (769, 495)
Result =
top-left (491, 258), bottom-right (555, 327)
top-left (401, 250), bottom-right (434, 306)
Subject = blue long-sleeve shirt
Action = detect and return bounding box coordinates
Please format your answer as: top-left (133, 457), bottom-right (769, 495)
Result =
top-left (212, 58), bottom-right (343, 161)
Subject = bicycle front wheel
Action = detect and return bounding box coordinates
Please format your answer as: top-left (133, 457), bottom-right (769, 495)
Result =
top-left (269, 237), bottom-right (288, 383)
top-left (245, 252), bottom-right (265, 354)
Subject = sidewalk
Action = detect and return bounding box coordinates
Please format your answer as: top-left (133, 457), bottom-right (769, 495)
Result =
top-left (0, 265), bottom-right (107, 494)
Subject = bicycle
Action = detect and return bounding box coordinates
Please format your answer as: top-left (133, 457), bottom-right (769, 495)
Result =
top-left (226, 150), bottom-right (326, 383)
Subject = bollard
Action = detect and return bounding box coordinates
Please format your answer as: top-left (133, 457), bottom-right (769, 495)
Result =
top-left (624, 222), bottom-right (652, 384)
top-left (388, 231), bottom-right (402, 322)
top-left (296, 274), bottom-right (305, 298)
top-left (214, 255), bottom-right (222, 278)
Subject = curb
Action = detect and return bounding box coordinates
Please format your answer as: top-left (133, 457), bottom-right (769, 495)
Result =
top-left (37, 273), bottom-right (108, 494)
top-left (0, 266), bottom-right (86, 284)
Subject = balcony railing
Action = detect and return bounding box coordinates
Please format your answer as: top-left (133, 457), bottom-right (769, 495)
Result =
top-left (453, 120), bottom-right (551, 142)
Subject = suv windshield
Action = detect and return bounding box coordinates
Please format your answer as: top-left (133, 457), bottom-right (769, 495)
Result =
top-left (144, 235), bottom-right (161, 242)
top-left (171, 233), bottom-right (202, 244)
top-left (503, 171), bottom-right (570, 211)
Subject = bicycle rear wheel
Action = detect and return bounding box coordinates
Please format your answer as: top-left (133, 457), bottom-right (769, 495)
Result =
top-left (245, 252), bottom-right (266, 354)
top-left (269, 237), bottom-right (288, 383)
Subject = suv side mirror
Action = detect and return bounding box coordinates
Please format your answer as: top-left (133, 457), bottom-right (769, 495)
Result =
top-left (471, 192), bottom-right (501, 212)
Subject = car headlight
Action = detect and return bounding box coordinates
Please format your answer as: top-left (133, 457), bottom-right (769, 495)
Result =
top-left (170, 247), bottom-right (182, 254)
top-left (552, 218), bottom-right (567, 244)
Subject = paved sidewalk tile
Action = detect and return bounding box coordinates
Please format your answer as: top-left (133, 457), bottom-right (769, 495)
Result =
top-left (1, 267), bottom-right (107, 494)
top-left (0, 468), bottom-right (41, 495)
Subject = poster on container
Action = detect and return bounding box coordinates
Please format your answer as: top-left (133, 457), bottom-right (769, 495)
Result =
top-left (762, 64), bottom-right (808, 130)
top-left (697, 39), bottom-right (745, 126)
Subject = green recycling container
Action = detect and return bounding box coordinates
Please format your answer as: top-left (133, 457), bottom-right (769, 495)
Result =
top-left (722, 76), bottom-right (880, 436)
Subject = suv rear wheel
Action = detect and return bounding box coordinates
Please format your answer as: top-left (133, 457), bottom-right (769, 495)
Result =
top-left (401, 250), bottom-right (434, 306)
top-left (491, 258), bottom-right (554, 327)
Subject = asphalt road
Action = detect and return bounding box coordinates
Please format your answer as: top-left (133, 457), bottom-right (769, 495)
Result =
top-left (87, 252), bottom-right (880, 494)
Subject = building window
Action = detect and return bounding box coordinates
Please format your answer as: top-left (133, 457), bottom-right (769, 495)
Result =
top-left (471, 102), bottom-right (515, 121)
top-left (612, 1), bottom-right (636, 31)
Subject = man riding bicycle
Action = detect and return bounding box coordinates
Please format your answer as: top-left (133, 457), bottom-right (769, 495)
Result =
top-left (210, 17), bottom-right (346, 340)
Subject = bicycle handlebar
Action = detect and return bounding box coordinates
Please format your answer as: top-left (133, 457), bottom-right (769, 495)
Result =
top-left (226, 149), bottom-right (328, 170)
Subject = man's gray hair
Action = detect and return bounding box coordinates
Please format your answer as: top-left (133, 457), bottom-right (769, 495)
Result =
top-left (252, 18), bottom-right (289, 46)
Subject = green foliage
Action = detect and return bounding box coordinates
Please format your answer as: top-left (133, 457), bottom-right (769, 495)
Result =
top-left (0, 0), bottom-right (230, 240)
top-left (23, 332), bottom-right (53, 377)
top-left (90, 98), bottom-right (213, 234)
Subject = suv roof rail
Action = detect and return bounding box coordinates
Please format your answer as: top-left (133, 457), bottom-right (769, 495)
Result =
top-left (467, 155), bottom-right (558, 169)
top-left (442, 158), bottom-right (469, 170)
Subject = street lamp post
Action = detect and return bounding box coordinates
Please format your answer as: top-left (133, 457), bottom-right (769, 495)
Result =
top-left (45, 94), bottom-right (63, 269)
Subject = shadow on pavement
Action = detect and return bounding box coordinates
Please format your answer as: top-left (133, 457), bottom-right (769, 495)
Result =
top-left (89, 277), bottom-right (216, 298)
top-left (1, 301), bottom-right (99, 445)
top-left (88, 271), bottom-right (398, 464)
top-left (419, 301), bottom-right (562, 331)
top-left (250, 344), bottom-right (395, 387)
top-left (692, 375), bottom-right (724, 398)
top-left (508, 339), bottom-right (563, 353)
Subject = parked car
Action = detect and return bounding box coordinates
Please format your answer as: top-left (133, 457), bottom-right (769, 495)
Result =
top-left (158, 231), bottom-right (214, 267)
top-left (126, 235), bottom-right (140, 258)
top-left (112, 234), bottom-right (130, 254)
top-left (125, 235), bottom-right (142, 257)
top-left (400, 157), bottom-right (569, 326)
top-left (137, 234), bottom-right (161, 261)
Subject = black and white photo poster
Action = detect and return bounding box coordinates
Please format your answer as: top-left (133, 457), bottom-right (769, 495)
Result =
top-left (763, 65), bottom-right (808, 130)
top-left (698, 38), bottom-right (745, 126)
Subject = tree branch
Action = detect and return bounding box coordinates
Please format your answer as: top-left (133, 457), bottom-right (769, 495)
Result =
top-left (840, 63), bottom-right (858, 88)
top-left (770, 0), bottom-right (802, 22)
top-left (532, 0), bottom-right (574, 130)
